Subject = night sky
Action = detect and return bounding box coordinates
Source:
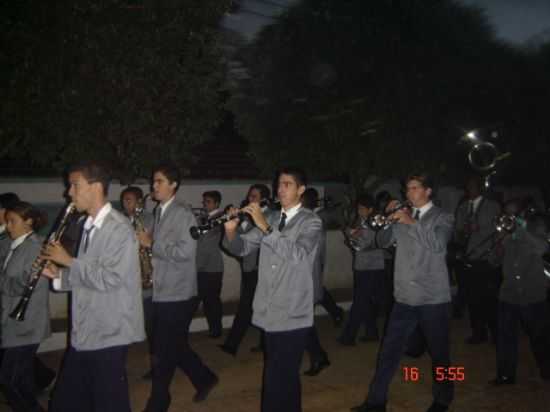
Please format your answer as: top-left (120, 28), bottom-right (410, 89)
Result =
top-left (223, 0), bottom-right (550, 45)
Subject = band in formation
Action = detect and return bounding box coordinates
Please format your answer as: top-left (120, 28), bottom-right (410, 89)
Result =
top-left (0, 162), bottom-right (548, 412)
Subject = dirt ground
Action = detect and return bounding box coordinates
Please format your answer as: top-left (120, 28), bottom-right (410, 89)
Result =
top-left (5, 314), bottom-right (550, 412)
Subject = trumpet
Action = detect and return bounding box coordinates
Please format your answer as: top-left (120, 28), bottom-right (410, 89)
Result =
top-left (10, 203), bottom-right (77, 321)
top-left (367, 201), bottom-right (411, 231)
top-left (495, 213), bottom-right (517, 234)
top-left (190, 199), bottom-right (270, 240)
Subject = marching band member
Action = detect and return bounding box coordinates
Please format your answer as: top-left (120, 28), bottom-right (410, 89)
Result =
top-left (489, 198), bottom-right (550, 384)
top-left (351, 172), bottom-right (454, 412)
top-left (219, 184), bottom-right (271, 356)
top-left (0, 201), bottom-right (49, 412)
top-left (42, 161), bottom-right (145, 412)
top-left (338, 192), bottom-right (385, 345)
top-left (138, 164), bottom-right (218, 412)
top-left (196, 190), bottom-right (225, 338)
top-left (223, 167), bottom-right (322, 412)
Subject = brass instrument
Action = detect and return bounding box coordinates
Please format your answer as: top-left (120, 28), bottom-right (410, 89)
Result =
top-left (463, 129), bottom-right (511, 189)
top-left (10, 203), bottom-right (77, 321)
top-left (133, 195), bottom-right (153, 289)
top-left (495, 213), bottom-right (517, 234)
top-left (367, 201), bottom-right (411, 231)
top-left (190, 199), bottom-right (270, 240)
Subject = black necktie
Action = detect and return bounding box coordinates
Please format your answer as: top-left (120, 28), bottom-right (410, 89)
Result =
top-left (279, 212), bottom-right (287, 231)
top-left (83, 226), bottom-right (95, 253)
top-left (413, 209), bottom-right (420, 221)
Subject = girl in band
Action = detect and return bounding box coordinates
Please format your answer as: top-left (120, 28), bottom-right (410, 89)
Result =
top-left (0, 201), bottom-right (50, 412)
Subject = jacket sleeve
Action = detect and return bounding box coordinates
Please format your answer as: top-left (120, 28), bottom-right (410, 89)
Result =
top-left (68, 225), bottom-right (136, 292)
top-left (261, 215), bottom-right (322, 263)
top-left (152, 211), bottom-right (195, 263)
top-left (0, 241), bottom-right (41, 297)
top-left (222, 226), bottom-right (263, 257)
top-left (407, 212), bottom-right (454, 253)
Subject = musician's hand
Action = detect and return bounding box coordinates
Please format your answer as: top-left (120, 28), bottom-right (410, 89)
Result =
top-left (137, 230), bottom-right (152, 248)
top-left (349, 228), bottom-right (361, 237)
top-left (224, 207), bottom-right (240, 232)
top-left (391, 208), bottom-right (415, 225)
top-left (41, 262), bottom-right (61, 279)
top-left (243, 203), bottom-right (269, 232)
top-left (42, 241), bottom-right (73, 267)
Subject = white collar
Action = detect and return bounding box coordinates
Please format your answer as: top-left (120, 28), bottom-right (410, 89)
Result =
top-left (160, 196), bottom-right (175, 218)
top-left (10, 231), bottom-right (33, 250)
top-left (281, 202), bottom-right (302, 224)
top-left (413, 201), bottom-right (433, 220)
top-left (471, 196), bottom-right (483, 211)
top-left (84, 202), bottom-right (112, 231)
top-left (0, 225), bottom-right (5, 235)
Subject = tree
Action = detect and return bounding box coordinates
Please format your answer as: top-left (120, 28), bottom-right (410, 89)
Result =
top-left (1, 0), bottom-right (231, 182)
top-left (228, 0), bottom-right (520, 195)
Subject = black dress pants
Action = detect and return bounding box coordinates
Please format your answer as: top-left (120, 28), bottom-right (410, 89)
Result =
top-left (50, 345), bottom-right (130, 412)
top-left (366, 302), bottom-right (453, 407)
top-left (197, 271), bottom-right (223, 335)
top-left (145, 299), bottom-right (217, 412)
top-left (223, 270), bottom-right (258, 352)
top-left (262, 327), bottom-right (309, 412)
top-left (464, 260), bottom-right (500, 340)
top-left (0, 344), bottom-right (43, 412)
top-left (497, 300), bottom-right (550, 379)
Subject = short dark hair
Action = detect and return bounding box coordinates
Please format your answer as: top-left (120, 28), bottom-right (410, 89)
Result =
top-left (302, 188), bottom-right (319, 210)
top-left (248, 184), bottom-right (271, 201)
top-left (405, 171), bottom-right (435, 193)
top-left (5, 201), bottom-right (47, 231)
top-left (120, 186), bottom-right (144, 201)
top-left (68, 160), bottom-right (112, 196)
top-left (278, 167), bottom-right (307, 188)
top-left (356, 192), bottom-right (375, 208)
top-left (153, 163), bottom-right (181, 192)
top-left (203, 190), bottom-right (222, 205)
top-left (0, 192), bottom-right (20, 209)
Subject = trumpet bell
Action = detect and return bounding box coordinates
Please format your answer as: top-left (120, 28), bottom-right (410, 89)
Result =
top-left (468, 141), bottom-right (499, 172)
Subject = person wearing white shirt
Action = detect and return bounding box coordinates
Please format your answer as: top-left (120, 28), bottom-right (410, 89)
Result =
top-left (42, 161), bottom-right (145, 412)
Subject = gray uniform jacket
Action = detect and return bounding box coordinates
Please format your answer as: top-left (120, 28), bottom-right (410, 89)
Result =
top-left (196, 225), bottom-right (224, 273)
top-left (151, 201), bottom-right (198, 302)
top-left (0, 233), bottom-right (51, 348)
top-left (353, 224), bottom-right (385, 271)
top-left (223, 208), bottom-right (322, 332)
top-left (489, 219), bottom-right (549, 305)
top-left (60, 207), bottom-right (145, 351)
top-left (455, 197), bottom-right (501, 261)
top-left (377, 205), bottom-right (454, 306)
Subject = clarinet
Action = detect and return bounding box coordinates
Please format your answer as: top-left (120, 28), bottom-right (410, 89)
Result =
top-left (9, 203), bottom-right (76, 321)
top-left (190, 199), bottom-right (270, 240)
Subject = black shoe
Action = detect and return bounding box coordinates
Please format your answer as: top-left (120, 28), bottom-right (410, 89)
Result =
top-left (465, 335), bottom-right (488, 344)
top-left (426, 402), bottom-right (448, 412)
top-left (193, 375), bottom-right (219, 402)
top-left (218, 344), bottom-right (237, 357)
top-left (350, 401), bottom-right (386, 412)
top-left (337, 337), bottom-right (356, 346)
top-left (489, 376), bottom-right (516, 385)
top-left (304, 357), bottom-right (330, 376)
top-left (250, 345), bottom-right (264, 353)
top-left (142, 369), bottom-right (153, 380)
top-left (333, 308), bottom-right (345, 327)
